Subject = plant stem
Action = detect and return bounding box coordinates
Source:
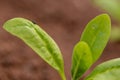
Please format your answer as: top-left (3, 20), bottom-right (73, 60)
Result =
top-left (59, 71), bottom-right (66, 80)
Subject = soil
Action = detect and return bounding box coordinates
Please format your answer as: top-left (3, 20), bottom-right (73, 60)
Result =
top-left (0, 0), bottom-right (120, 80)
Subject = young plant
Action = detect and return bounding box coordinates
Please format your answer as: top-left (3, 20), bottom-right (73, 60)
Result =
top-left (93, 0), bottom-right (120, 41)
top-left (3, 14), bottom-right (120, 80)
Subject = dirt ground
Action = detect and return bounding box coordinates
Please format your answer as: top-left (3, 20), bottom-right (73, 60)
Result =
top-left (0, 0), bottom-right (120, 80)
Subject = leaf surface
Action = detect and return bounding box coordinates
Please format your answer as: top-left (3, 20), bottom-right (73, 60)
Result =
top-left (71, 41), bottom-right (93, 80)
top-left (3, 18), bottom-right (66, 80)
top-left (81, 14), bottom-right (111, 61)
top-left (85, 58), bottom-right (120, 80)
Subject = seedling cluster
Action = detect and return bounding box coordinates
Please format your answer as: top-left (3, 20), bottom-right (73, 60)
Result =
top-left (3, 14), bottom-right (120, 80)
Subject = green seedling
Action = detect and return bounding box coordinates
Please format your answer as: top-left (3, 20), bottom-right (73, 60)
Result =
top-left (3, 14), bottom-right (120, 80)
top-left (93, 0), bottom-right (120, 42)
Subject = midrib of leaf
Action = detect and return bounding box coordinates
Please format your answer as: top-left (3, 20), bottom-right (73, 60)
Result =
top-left (72, 52), bottom-right (84, 80)
top-left (34, 26), bottom-right (62, 69)
top-left (87, 19), bottom-right (102, 47)
top-left (81, 18), bottom-right (105, 60)
top-left (91, 22), bottom-right (105, 60)
top-left (34, 26), bottom-right (66, 80)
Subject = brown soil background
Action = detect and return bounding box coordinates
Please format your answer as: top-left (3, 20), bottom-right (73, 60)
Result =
top-left (0, 0), bottom-right (120, 80)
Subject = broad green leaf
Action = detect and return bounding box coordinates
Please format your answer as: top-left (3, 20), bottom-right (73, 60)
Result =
top-left (3, 18), bottom-right (66, 80)
top-left (71, 41), bottom-right (93, 80)
top-left (81, 14), bottom-right (111, 61)
top-left (85, 58), bottom-right (120, 80)
top-left (93, 0), bottom-right (120, 21)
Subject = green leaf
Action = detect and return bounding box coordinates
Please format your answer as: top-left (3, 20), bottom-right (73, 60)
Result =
top-left (71, 41), bottom-right (93, 80)
top-left (3, 18), bottom-right (66, 80)
top-left (93, 0), bottom-right (120, 21)
top-left (85, 58), bottom-right (120, 80)
top-left (71, 14), bottom-right (111, 80)
top-left (81, 14), bottom-right (111, 61)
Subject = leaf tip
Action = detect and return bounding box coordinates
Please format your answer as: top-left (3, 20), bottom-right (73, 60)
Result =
top-left (97, 13), bottom-right (110, 21)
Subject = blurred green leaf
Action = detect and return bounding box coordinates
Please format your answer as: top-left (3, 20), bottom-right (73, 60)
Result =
top-left (111, 26), bottom-right (120, 42)
top-left (3, 18), bottom-right (66, 80)
top-left (93, 0), bottom-right (120, 21)
top-left (85, 58), bottom-right (120, 80)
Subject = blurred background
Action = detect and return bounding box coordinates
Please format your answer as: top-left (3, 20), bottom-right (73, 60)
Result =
top-left (0, 0), bottom-right (120, 80)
